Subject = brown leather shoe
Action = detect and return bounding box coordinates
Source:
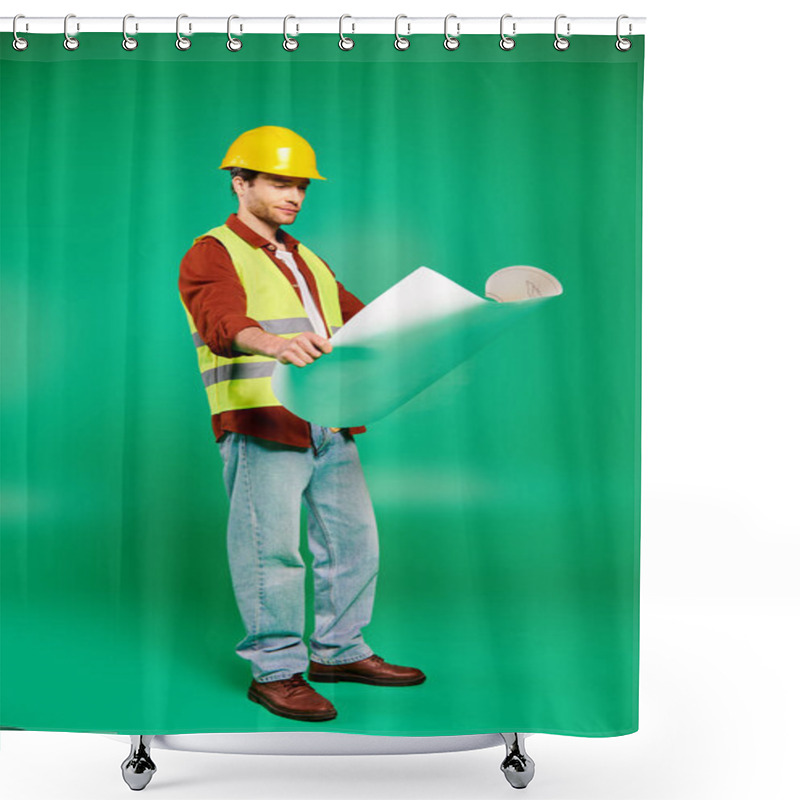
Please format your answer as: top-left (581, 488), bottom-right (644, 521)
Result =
top-left (247, 675), bottom-right (337, 721)
top-left (308, 655), bottom-right (426, 686)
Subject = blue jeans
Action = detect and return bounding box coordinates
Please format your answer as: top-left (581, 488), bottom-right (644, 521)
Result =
top-left (218, 425), bottom-right (379, 683)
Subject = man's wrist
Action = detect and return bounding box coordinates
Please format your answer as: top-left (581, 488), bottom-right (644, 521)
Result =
top-left (233, 326), bottom-right (280, 357)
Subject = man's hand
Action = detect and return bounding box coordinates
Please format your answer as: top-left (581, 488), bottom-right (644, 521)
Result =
top-left (272, 332), bottom-right (333, 367)
top-left (233, 326), bottom-right (333, 367)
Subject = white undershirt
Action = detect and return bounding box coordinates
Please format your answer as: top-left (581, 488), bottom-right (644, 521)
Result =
top-left (273, 248), bottom-right (328, 338)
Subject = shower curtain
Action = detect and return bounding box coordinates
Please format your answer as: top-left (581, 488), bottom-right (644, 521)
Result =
top-left (0, 30), bottom-right (643, 738)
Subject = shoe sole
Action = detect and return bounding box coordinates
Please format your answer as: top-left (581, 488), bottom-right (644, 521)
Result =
top-left (247, 688), bottom-right (337, 721)
top-left (308, 673), bottom-right (426, 687)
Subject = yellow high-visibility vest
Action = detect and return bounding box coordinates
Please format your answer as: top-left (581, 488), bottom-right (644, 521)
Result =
top-left (182, 224), bottom-right (344, 415)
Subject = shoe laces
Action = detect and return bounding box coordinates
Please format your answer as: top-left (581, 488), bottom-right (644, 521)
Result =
top-left (285, 674), bottom-right (313, 696)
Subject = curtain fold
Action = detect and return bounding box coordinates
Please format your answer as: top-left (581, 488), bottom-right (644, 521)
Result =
top-left (1, 31), bottom-right (643, 736)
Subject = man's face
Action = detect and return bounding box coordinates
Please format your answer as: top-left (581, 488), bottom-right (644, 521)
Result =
top-left (237, 172), bottom-right (310, 227)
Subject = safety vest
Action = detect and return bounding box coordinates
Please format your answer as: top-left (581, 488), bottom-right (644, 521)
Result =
top-left (182, 224), bottom-right (344, 415)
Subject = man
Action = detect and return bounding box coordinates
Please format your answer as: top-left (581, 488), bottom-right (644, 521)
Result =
top-left (179, 126), bottom-right (425, 722)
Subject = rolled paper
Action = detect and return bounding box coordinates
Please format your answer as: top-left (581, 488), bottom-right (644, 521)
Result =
top-left (271, 266), bottom-right (562, 427)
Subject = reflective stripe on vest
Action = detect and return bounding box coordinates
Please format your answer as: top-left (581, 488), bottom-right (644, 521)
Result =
top-left (181, 224), bottom-right (344, 415)
top-left (191, 317), bottom-right (342, 348)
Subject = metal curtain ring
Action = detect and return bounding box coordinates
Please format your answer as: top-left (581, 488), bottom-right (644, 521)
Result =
top-left (394, 15), bottom-right (410, 50)
top-left (499, 14), bottom-right (515, 50)
top-left (554, 14), bottom-right (570, 51)
top-left (64, 13), bottom-right (79, 50)
top-left (443, 14), bottom-right (460, 51)
top-left (176, 14), bottom-right (191, 50)
top-left (339, 14), bottom-right (354, 50)
top-left (12, 14), bottom-right (28, 51)
top-left (227, 15), bottom-right (242, 51)
top-left (616, 15), bottom-right (632, 51)
top-left (283, 15), bottom-right (299, 51)
top-left (122, 15), bottom-right (138, 50)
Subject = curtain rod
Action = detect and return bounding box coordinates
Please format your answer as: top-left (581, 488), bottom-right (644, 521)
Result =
top-left (2, 16), bottom-right (646, 37)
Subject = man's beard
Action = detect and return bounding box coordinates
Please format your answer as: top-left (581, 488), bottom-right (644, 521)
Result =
top-left (252, 202), bottom-right (296, 227)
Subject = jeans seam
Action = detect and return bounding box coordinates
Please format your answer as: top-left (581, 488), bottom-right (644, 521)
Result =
top-left (240, 434), bottom-right (265, 638)
top-left (304, 492), bottom-right (339, 639)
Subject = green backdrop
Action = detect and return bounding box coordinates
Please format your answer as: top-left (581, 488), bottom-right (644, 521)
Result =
top-left (0, 33), bottom-right (643, 736)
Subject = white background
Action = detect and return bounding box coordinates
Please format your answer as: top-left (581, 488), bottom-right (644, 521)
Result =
top-left (2, 1), bottom-right (799, 798)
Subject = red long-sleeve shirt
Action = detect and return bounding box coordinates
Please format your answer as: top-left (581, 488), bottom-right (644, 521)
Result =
top-left (179, 213), bottom-right (367, 446)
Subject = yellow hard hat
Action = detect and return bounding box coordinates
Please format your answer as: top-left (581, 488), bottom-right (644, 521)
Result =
top-left (219, 126), bottom-right (326, 180)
